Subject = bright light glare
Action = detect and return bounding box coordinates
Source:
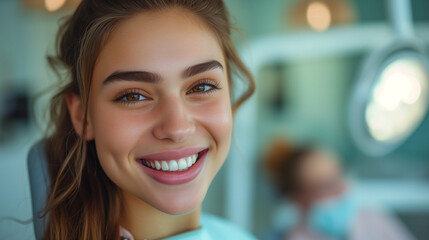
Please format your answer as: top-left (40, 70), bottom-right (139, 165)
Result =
top-left (45, 0), bottom-right (66, 12)
top-left (366, 57), bottom-right (428, 142)
top-left (306, 2), bottom-right (331, 31)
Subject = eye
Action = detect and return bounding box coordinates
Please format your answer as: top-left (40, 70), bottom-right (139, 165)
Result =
top-left (189, 85), bottom-right (213, 93)
top-left (125, 93), bottom-right (145, 101)
top-left (187, 80), bottom-right (221, 95)
top-left (114, 91), bottom-right (148, 104)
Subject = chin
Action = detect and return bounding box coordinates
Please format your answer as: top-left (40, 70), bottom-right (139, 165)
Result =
top-left (160, 202), bottom-right (201, 216)
top-left (141, 177), bottom-right (211, 215)
top-left (148, 190), bottom-right (206, 215)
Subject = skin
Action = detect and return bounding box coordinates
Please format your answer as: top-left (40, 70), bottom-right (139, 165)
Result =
top-left (293, 150), bottom-right (345, 212)
top-left (67, 7), bottom-right (232, 239)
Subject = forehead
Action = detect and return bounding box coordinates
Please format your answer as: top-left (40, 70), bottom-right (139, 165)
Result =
top-left (299, 151), bottom-right (341, 184)
top-left (94, 7), bottom-right (224, 80)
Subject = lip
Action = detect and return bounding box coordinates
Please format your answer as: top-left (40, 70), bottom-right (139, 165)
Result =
top-left (138, 147), bottom-right (207, 161)
top-left (137, 149), bottom-right (208, 185)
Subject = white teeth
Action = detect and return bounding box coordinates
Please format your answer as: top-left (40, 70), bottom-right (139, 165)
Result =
top-left (161, 161), bottom-right (169, 171)
top-left (178, 158), bottom-right (187, 170)
top-left (141, 153), bottom-right (200, 172)
top-left (155, 161), bottom-right (161, 170)
top-left (169, 160), bottom-right (179, 171)
top-left (186, 157), bottom-right (192, 167)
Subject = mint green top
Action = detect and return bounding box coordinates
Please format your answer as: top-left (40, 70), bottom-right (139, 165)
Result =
top-left (121, 214), bottom-right (257, 240)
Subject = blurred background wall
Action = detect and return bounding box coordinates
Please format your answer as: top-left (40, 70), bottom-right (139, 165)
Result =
top-left (1, 0), bottom-right (429, 239)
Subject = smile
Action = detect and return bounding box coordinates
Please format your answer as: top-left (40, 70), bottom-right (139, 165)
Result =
top-left (139, 153), bottom-right (198, 172)
top-left (137, 148), bottom-right (208, 185)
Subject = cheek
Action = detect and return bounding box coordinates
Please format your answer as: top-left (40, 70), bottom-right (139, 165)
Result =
top-left (196, 94), bottom-right (233, 159)
top-left (88, 103), bottom-right (152, 170)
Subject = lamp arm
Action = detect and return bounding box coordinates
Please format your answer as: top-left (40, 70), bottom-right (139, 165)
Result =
top-left (387, 0), bottom-right (414, 38)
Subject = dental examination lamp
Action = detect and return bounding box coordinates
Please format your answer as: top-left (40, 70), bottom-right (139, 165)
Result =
top-left (348, 0), bottom-right (429, 156)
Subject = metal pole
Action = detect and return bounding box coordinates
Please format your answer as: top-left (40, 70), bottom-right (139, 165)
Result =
top-left (387, 0), bottom-right (414, 37)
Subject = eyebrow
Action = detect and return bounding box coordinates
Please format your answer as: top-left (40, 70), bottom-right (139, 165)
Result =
top-left (102, 60), bottom-right (224, 86)
top-left (183, 60), bottom-right (224, 78)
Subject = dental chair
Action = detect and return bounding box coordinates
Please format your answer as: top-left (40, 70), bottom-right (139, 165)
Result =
top-left (27, 140), bottom-right (49, 240)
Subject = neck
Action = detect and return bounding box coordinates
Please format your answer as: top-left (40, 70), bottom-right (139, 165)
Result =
top-left (120, 191), bottom-right (201, 240)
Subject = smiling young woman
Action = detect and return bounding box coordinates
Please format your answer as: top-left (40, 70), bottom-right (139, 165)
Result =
top-left (43, 0), bottom-right (255, 239)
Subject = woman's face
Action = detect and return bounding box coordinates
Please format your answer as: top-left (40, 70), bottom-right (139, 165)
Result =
top-left (296, 151), bottom-right (345, 208)
top-left (87, 8), bottom-right (232, 214)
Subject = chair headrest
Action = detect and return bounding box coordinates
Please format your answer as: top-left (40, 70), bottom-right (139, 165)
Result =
top-left (27, 140), bottom-right (49, 240)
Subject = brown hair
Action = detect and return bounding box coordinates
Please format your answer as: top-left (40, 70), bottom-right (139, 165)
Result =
top-left (43, 0), bottom-right (255, 239)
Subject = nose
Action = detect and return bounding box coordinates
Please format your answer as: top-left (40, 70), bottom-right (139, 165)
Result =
top-left (152, 97), bottom-right (196, 142)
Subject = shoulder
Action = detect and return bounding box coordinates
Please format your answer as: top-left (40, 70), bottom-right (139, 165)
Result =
top-left (201, 213), bottom-right (258, 240)
top-left (350, 210), bottom-right (416, 240)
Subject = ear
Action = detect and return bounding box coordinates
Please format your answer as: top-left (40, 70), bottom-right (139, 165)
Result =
top-left (66, 93), bottom-right (94, 140)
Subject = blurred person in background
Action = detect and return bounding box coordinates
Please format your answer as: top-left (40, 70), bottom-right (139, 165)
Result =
top-left (263, 138), bottom-right (415, 240)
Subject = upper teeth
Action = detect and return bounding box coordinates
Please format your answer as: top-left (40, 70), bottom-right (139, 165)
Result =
top-left (141, 153), bottom-right (198, 171)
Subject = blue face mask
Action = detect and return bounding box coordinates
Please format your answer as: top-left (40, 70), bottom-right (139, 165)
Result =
top-left (307, 190), bottom-right (359, 239)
